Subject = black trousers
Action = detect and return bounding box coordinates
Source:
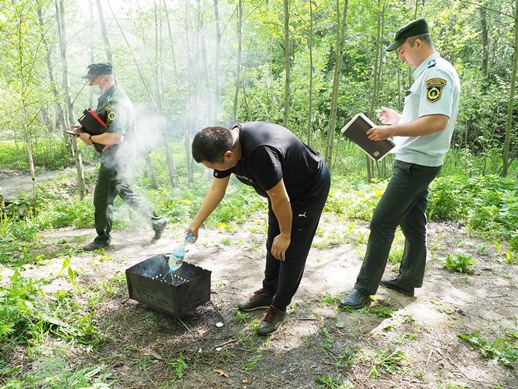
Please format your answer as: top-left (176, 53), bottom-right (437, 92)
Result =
top-left (354, 160), bottom-right (442, 295)
top-left (262, 164), bottom-right (331, 310)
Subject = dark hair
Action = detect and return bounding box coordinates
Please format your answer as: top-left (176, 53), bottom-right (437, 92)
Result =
top-left (192, 126), bottom-right (233, 163)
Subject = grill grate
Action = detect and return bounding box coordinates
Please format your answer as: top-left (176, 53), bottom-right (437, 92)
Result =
top-left (125, 254), bottom-right (211, 317)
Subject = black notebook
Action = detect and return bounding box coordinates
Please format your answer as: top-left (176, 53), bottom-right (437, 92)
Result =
top-left (341, 113), bottom-right (395, 161)
top-left (77, 109), bottom-right (108, 135)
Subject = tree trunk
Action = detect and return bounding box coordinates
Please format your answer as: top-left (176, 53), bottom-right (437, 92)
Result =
top-left (37, 7), bottom-right (67, 140)
top-left (325, 0), bottom-right (349, 168)
top-left (96, 0), bottom-right (113, 63)
top-left (365, 1), bottom-right (389, 181)
top-left (480, 5), bottom-right (489, 74)
top-left (503, 0), bottom-right (518, 177)
top-left (306, 0), bottom-right (314, 145)
top-left (283, 0), bottom-right (291, 128)
top-left (109, 1), bottom-right (170, 187)
top-left (233, 0), bottom-right (243, 123)
top-left (213, 0), bottom-right (221, 123)
top-left (162, 0), bottom-right (181, 186)
top-left (56, 0), bottom-right (86, 198)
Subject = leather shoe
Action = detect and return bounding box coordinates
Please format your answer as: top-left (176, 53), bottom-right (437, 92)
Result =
top-left (83, 240), bottom-right (110, 251)
top-left (257, 305), bottom-right (286, 336)
top-left (238, 289), bottom-right (273, 311)
top-left (380, 278), bottom-right (414, 296)
top-left (151, 217), bottom-right (169, 243)
top-left (339, 289), bottom-right (371, 309)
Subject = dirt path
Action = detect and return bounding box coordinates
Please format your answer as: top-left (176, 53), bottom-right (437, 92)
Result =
top-left (0, 170), bottom-right (67, 200)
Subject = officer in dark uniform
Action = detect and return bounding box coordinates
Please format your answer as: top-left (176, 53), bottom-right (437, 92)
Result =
top-left (72, 63), bottom-right (168, 251)
top-left (186, 122), bottom-right (331, 335)
top-left (340, 19), bottom-right (461, 308)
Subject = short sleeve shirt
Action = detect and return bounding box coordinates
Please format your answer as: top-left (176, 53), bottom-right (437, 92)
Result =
top-left (393, 52), bottom-right (461, 167)
top-left (93, 85), bottom-right (135, 155)
top-left (213, 122), bottom-right (323, 201)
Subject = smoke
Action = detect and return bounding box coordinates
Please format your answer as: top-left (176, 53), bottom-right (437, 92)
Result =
top-left (112, 103), bottom-right (167, 184)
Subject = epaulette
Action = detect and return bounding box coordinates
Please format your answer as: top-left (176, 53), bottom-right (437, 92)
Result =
top-left (427, 59), bottom-right (436, 68)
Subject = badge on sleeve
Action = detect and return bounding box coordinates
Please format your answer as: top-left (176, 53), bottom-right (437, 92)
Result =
top-left (426, 78), bottom-right (447, 103)
top-left (105, 104), bottom-right (117, 123)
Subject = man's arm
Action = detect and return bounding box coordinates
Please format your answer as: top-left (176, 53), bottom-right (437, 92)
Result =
top-left (367, 114), bottom-right (449, 141)
top-left (266, 179), bottom-right (292, 261)
top-left (187, 175), bottom-right (231, 238)
top-left (78, 131), bottom-right (124, 145)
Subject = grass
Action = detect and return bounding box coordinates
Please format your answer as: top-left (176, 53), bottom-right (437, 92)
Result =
top-left (1, 146), bottom-right (517, 388)
top-left (458, 330), bottom-right (518, 367)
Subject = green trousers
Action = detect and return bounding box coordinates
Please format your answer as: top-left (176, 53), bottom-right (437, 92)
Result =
top-left (354, 160), bottom-right (442, 295)
top-left (93, 163), bottom-right (158, 244)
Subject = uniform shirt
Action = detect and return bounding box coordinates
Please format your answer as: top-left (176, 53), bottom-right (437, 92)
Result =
top-left (392, 52), bottom-right (461, 167)
top-left (213, 122), bottom-right (324, 201)
top-left (93, 85), bottom-right (135, 156)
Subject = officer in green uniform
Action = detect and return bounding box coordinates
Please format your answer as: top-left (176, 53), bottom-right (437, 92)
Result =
top-left (340, 19), bottom-right (461, 308)
top-left (72, 63), bottom-right (168, 251)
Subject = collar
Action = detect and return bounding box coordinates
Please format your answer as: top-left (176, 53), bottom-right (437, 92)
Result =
top-left (413, 52), bottom-right (440, 79)
top-left (98, 84), bottom-right (116, 100)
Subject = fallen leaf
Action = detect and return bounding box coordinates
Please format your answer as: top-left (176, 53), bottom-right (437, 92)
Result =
top-left (213, 368), bottom-right (229, 378)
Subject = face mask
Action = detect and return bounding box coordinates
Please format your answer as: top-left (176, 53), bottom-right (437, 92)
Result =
top-left (90, 84), bottom-right (102, 95)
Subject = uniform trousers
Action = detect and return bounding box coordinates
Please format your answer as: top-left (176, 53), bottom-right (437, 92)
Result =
top-left (262, 164), bottom-right (331, 310)
top-left (354, 160), bottom-right (442, 295)
top-left (93, 162), bottom-right (160, 244)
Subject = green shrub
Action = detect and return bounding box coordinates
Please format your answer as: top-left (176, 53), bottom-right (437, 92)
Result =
top-left (443, 253), bottom-right (476, 274)
top-left (0, 270), bottom-right (45, 343)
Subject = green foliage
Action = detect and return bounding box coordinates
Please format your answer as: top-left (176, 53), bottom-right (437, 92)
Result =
top-left (233, 311), bottom-right (250, 324)
top-left (443, 253), bottom-right (476, 274)
top-left (314, 374), bottom-right (354, 389)
top-left (0, 270), bottom-right (44, 343)
top-left (19, 358), bottom-right (114, 388)
top-left (321, 327), bottom-right (335, 350)
top-left (324, 177), bottom-right (385, 221)
top-left (318, 292), bottom-right (341, 305)
top-left (0, 138), bottom-right (77, 171)
top-left (368, 347), bottom-right (407, 378)
top-left (0, 268), bottom-right (106, 355)
top-left (429, 175), bottom-right (518, 239)
top-left (458, 330), bottom-right (518, 366)
top-left (167, 352), bottom-right (188, 379)
top-left (243, 354), bottom-right (262, 371)
top-left (336, 346), bottom-right (359, 368)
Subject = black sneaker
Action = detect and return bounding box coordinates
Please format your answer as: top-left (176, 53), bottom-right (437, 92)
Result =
top-left (238, 289), bottom-right (273, 311)
top-left (151, 217), bottom-right (169, 243)
top-left (257, 305), bottom-right (286, 336)
top-left (83, 240), bottom-right (110, 251)
top-left (380, 278), bottom-right (415, 296)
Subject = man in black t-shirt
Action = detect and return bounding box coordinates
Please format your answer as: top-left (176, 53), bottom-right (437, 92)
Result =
top-left (187, 122), bottom-right (330, 336)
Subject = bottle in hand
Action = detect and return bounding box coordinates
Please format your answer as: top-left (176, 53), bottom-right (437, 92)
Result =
top-left (168, 233), bottom-right (196, 273)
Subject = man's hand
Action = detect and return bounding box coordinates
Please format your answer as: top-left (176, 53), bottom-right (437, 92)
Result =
top-left (367, 126), bottom-right (392, 141)
top-left (271, 233), bottom-right (291, 261)
top-left (376, 106), bottom-right (400, 125)
top-left (67, 124), bottom-right (83, 137)
top-left (79, 132), bottom-right (93, 145)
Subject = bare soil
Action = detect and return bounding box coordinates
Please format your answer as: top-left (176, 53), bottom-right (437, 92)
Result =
top-left (3, 216), bottom-right (517, 389)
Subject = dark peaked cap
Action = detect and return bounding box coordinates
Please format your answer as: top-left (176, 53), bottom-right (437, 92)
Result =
top-left (386, 18), bottom-right (429, 52)
top-left (82, 62), bottom-right (113, 79)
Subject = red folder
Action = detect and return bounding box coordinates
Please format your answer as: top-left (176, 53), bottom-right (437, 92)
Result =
top-left (78, 109), bottom-right (108, 135)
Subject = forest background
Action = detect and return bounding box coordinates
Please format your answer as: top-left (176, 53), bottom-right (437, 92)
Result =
top-left (0, 0), bottom-right (517, 388)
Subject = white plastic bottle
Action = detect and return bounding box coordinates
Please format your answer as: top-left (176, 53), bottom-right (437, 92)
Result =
top-left (168, 233), bottom-right (196, 273)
